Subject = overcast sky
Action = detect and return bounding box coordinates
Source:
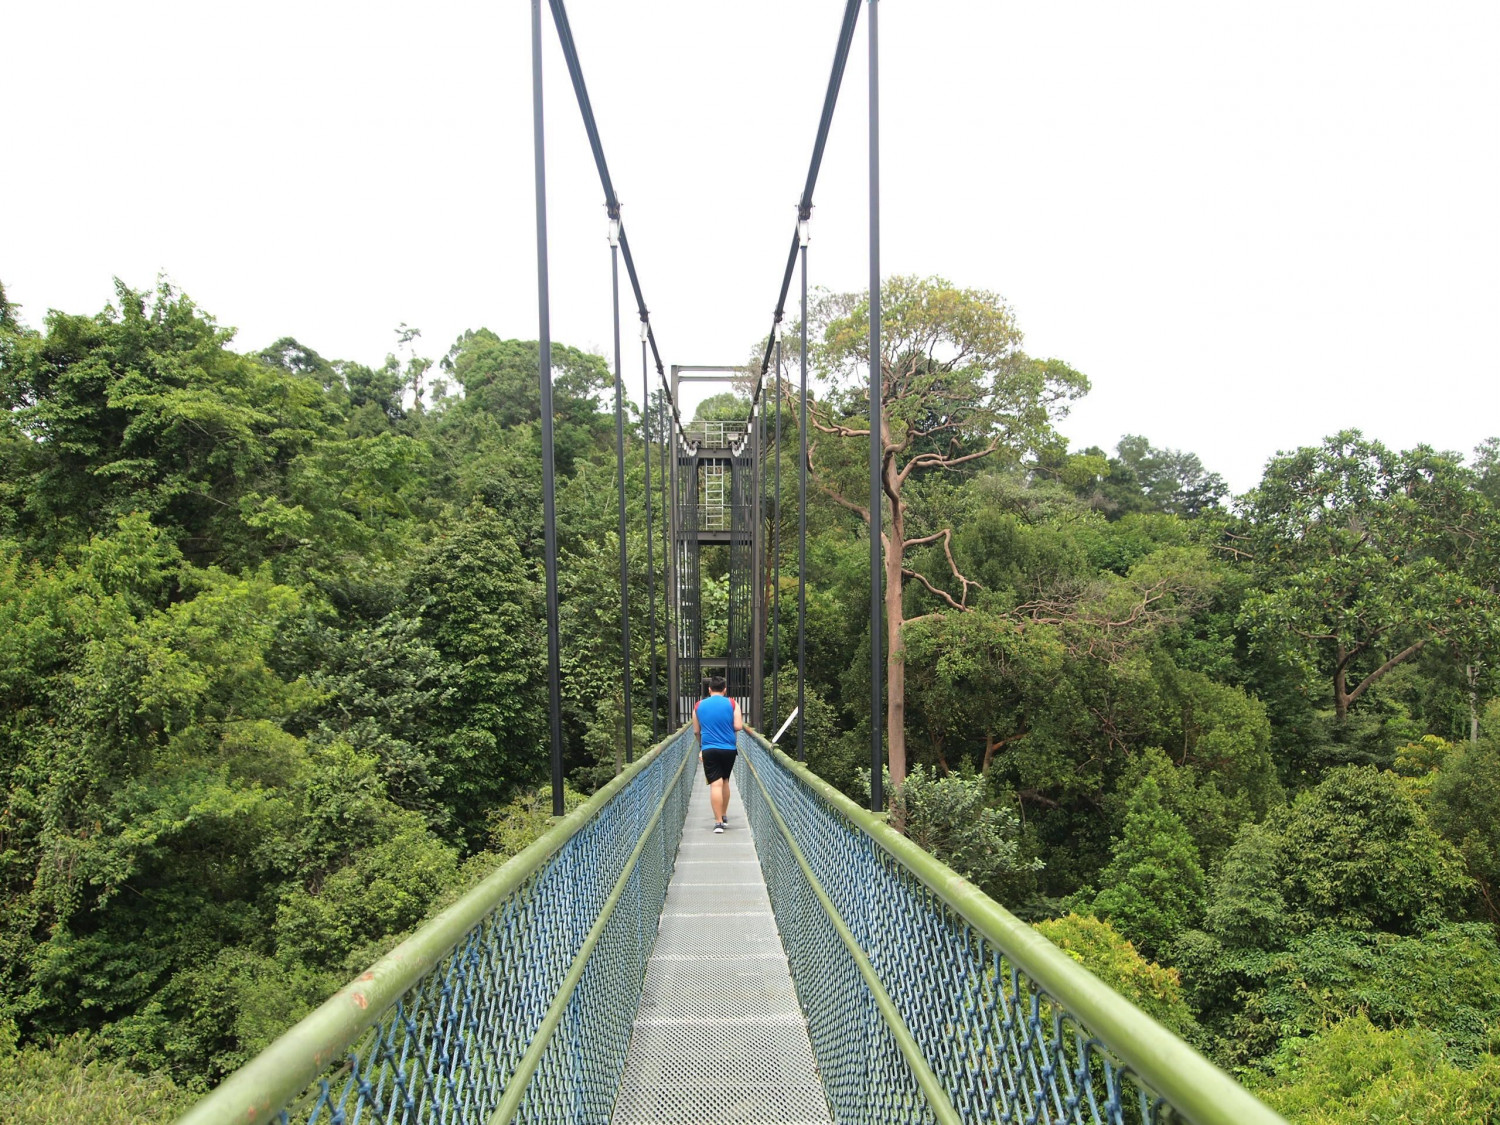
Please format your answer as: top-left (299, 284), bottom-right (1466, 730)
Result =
top-left (4, 0), bottom-right (1497, 492)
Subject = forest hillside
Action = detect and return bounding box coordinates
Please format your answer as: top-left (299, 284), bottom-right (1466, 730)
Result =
top-left (0, 279), bottom-right (1497, 1122)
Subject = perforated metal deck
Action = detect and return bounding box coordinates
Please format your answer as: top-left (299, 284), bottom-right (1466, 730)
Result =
top-left (611, 769), bottom-right (832, 1125)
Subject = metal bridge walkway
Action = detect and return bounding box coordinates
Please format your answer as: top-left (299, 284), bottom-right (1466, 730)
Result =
top-left (611, 770), bottom-right (831, 1125)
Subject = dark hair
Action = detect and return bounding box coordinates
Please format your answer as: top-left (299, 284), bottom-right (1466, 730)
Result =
top-left (708, 675), bottom-right (727, 693)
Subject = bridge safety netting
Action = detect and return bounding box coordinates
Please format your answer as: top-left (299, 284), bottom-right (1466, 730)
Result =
top-left (736, 730), bottom-right (1284, 1125)
top-left (180, 729), bottom-right (695, 1125)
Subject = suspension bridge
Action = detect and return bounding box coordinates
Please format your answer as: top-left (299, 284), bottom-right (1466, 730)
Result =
top-left (178, 2), bottom-right (1284, 1122)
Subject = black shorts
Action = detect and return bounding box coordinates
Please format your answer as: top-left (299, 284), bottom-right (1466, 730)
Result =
top-left (701, 749), bottom-right (737, 783)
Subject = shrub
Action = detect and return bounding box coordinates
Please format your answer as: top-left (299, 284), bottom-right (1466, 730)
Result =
top-left (1255, 1014), bottom-right (1500, 1125)
top-left (0, 1024), bottom-right (187, 1124)
top-left (1090, 777), bottom-right (1206, 958)
top-left (1032, 913), bottom-right (1199, 1040)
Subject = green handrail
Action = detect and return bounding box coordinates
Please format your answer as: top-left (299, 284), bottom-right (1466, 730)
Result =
top-left (738, 745), bottom-right (963, 1125)
top-left (487, 738), bottom-right (693, 1123)
top-left (744, 730), bottom-right (1286, 1125)
top-left (178, 727), bottom-right (690, 1125)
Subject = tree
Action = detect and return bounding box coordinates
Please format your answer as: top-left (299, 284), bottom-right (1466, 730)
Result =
top-left (1067, 436), bottom-right (1228, 519)
top-left (1203, 821), bottom-right (1291, 952)
top-left (1240, 432), bottom-right (1498, 722)
top-left (1255, 1014), bottom-right (1500, 1125)
top-left (1089, 776), bottom-right (1207, 958)
top-left (881, 764), bottom-right (1040, 901)
top-left (1032, 914), bottom-right (1198, 1038)
top-left (1273, 765), bottom-right (1470, 935)
top-left (414, 508), bottom-right (548, 838)
top-left (1112, 435), bottom-right (1228, 518)
top-left (1428, 734), bottom-right (1500, 923)
top-left (692, 391), bottom-right (751, 422)
top-left (0, 281), bottom-right (18, 332)
top-left (1256, 923), bottom-right (1500, 1063)
top-left (0, 280), bottom-right (334, 566)
top-left (808, 275), bottom-right (1087, 786)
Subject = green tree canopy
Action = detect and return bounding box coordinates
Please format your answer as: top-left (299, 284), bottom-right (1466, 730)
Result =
top-left (1089, 776), bottom-right (1207, 957)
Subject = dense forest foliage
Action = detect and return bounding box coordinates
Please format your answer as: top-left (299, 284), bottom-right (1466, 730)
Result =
top-left (0, 277), bottom-right (1496, 1121)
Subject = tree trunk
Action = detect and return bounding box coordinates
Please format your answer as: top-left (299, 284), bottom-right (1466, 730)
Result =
top-left (1334, 645), bottom-right (1350, 721)
top-left (1470, 665), bottom-right (1480, 744)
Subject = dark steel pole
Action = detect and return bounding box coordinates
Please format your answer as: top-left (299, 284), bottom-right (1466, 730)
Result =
top-left (665, 398), bottom-right (678, 724)
top-left (611, 230), bottom-right (634, 765)
top-left (797, 228), bottom-right (809, 762)
top-left (771, 334), bottom-right (782, 730)
top-left (867, 0), bottom-right (883, 814)
top-left (642, 330), bottom-right (658, 740)
top-left (532, 0), bottom-right (566, 815)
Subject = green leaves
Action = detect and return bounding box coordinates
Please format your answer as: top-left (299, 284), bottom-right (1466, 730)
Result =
top-left (1255, 1014), bottom-right (1500, 1124)
top-left (1275, 766), bottom-right (1471, 935)
top-left (883, 764), bottom-right (1041, 901)
top-left (1089, 776), bottom-right (1207, 958)
top-left (1241, 432), bottom-right (1500, 721)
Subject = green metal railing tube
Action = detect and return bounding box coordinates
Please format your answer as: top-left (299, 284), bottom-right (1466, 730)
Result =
top-left (178, 728), bottom-right (688, 1125)
top-left (745, 731), bottom-right (1286, 1125)
top-left (488, 739), bottom-right (693, 1124)
top-left (739, 748), bottom-right (960, 1125)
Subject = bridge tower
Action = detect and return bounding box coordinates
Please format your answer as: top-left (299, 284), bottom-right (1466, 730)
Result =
top-left (666, 365), bottom-right (765, 729)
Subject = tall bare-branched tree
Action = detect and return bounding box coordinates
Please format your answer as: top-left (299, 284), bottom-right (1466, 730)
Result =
top-left (806, 275), bottom-right (1087, 788)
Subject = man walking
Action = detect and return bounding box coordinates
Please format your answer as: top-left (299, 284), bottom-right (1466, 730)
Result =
top-left (693, 675), bottom-right (743, 833)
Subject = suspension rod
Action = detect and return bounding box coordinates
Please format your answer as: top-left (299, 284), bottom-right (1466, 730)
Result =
top-left (532, 0), bottom-right (566, 816)
top-left (771, 334), bottom-right (782, 730)
top-left (642, 331), bottom-right (658, 741)
top-left (611, 233), bottom-right (635, 765)
top-left (751, 0), bottom-right (863, 410)
top-left (797, 235), bottom-right (809, 762)
top-left (867, 0), bottom-right (883, 813)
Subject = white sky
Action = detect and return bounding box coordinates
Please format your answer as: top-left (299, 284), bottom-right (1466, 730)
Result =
top-left (3, 0), bottom-right (1497, 492)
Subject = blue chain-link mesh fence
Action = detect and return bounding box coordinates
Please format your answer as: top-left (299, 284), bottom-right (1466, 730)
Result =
top-left (738, 732), bottom-right (1178, 1125)
top-left (189, 729), bottom-right (695, 1125)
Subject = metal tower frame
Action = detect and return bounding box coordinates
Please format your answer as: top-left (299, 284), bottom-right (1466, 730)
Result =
top-left (667, 366), bottom-right (765, 729)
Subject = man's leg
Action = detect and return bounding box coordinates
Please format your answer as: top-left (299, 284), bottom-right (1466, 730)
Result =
top-left (710, 778), bottom-right (729, 823)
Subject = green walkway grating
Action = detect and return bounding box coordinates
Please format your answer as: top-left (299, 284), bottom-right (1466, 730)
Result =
top-left (610, 769), bottom-right (833, 1125)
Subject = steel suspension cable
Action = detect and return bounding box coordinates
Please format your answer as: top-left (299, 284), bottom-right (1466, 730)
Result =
top-left (748, 0), bottom-right (863, 413)
top-left (546, 0), bottom-right (686, 442)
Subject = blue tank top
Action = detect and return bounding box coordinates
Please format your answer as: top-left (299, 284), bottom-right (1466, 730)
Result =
top-left (696, 694), bottom-right (738, 751)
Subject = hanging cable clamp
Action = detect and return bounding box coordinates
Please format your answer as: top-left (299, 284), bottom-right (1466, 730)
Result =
top-left (797, 204), bottom-right (813, 246)
top-left (639, 317), bottom-right (649, 343)
top-left (773, 319), bottom-right (784, 343)
top-left (606, 202), bottom-right (621, 247)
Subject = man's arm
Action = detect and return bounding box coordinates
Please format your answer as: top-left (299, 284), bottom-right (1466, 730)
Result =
top-left (733, 699), bottom-right (745, 732)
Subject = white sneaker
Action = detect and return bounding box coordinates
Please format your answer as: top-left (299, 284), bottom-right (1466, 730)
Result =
top-left (714, 822), bottom-right (725, 834)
